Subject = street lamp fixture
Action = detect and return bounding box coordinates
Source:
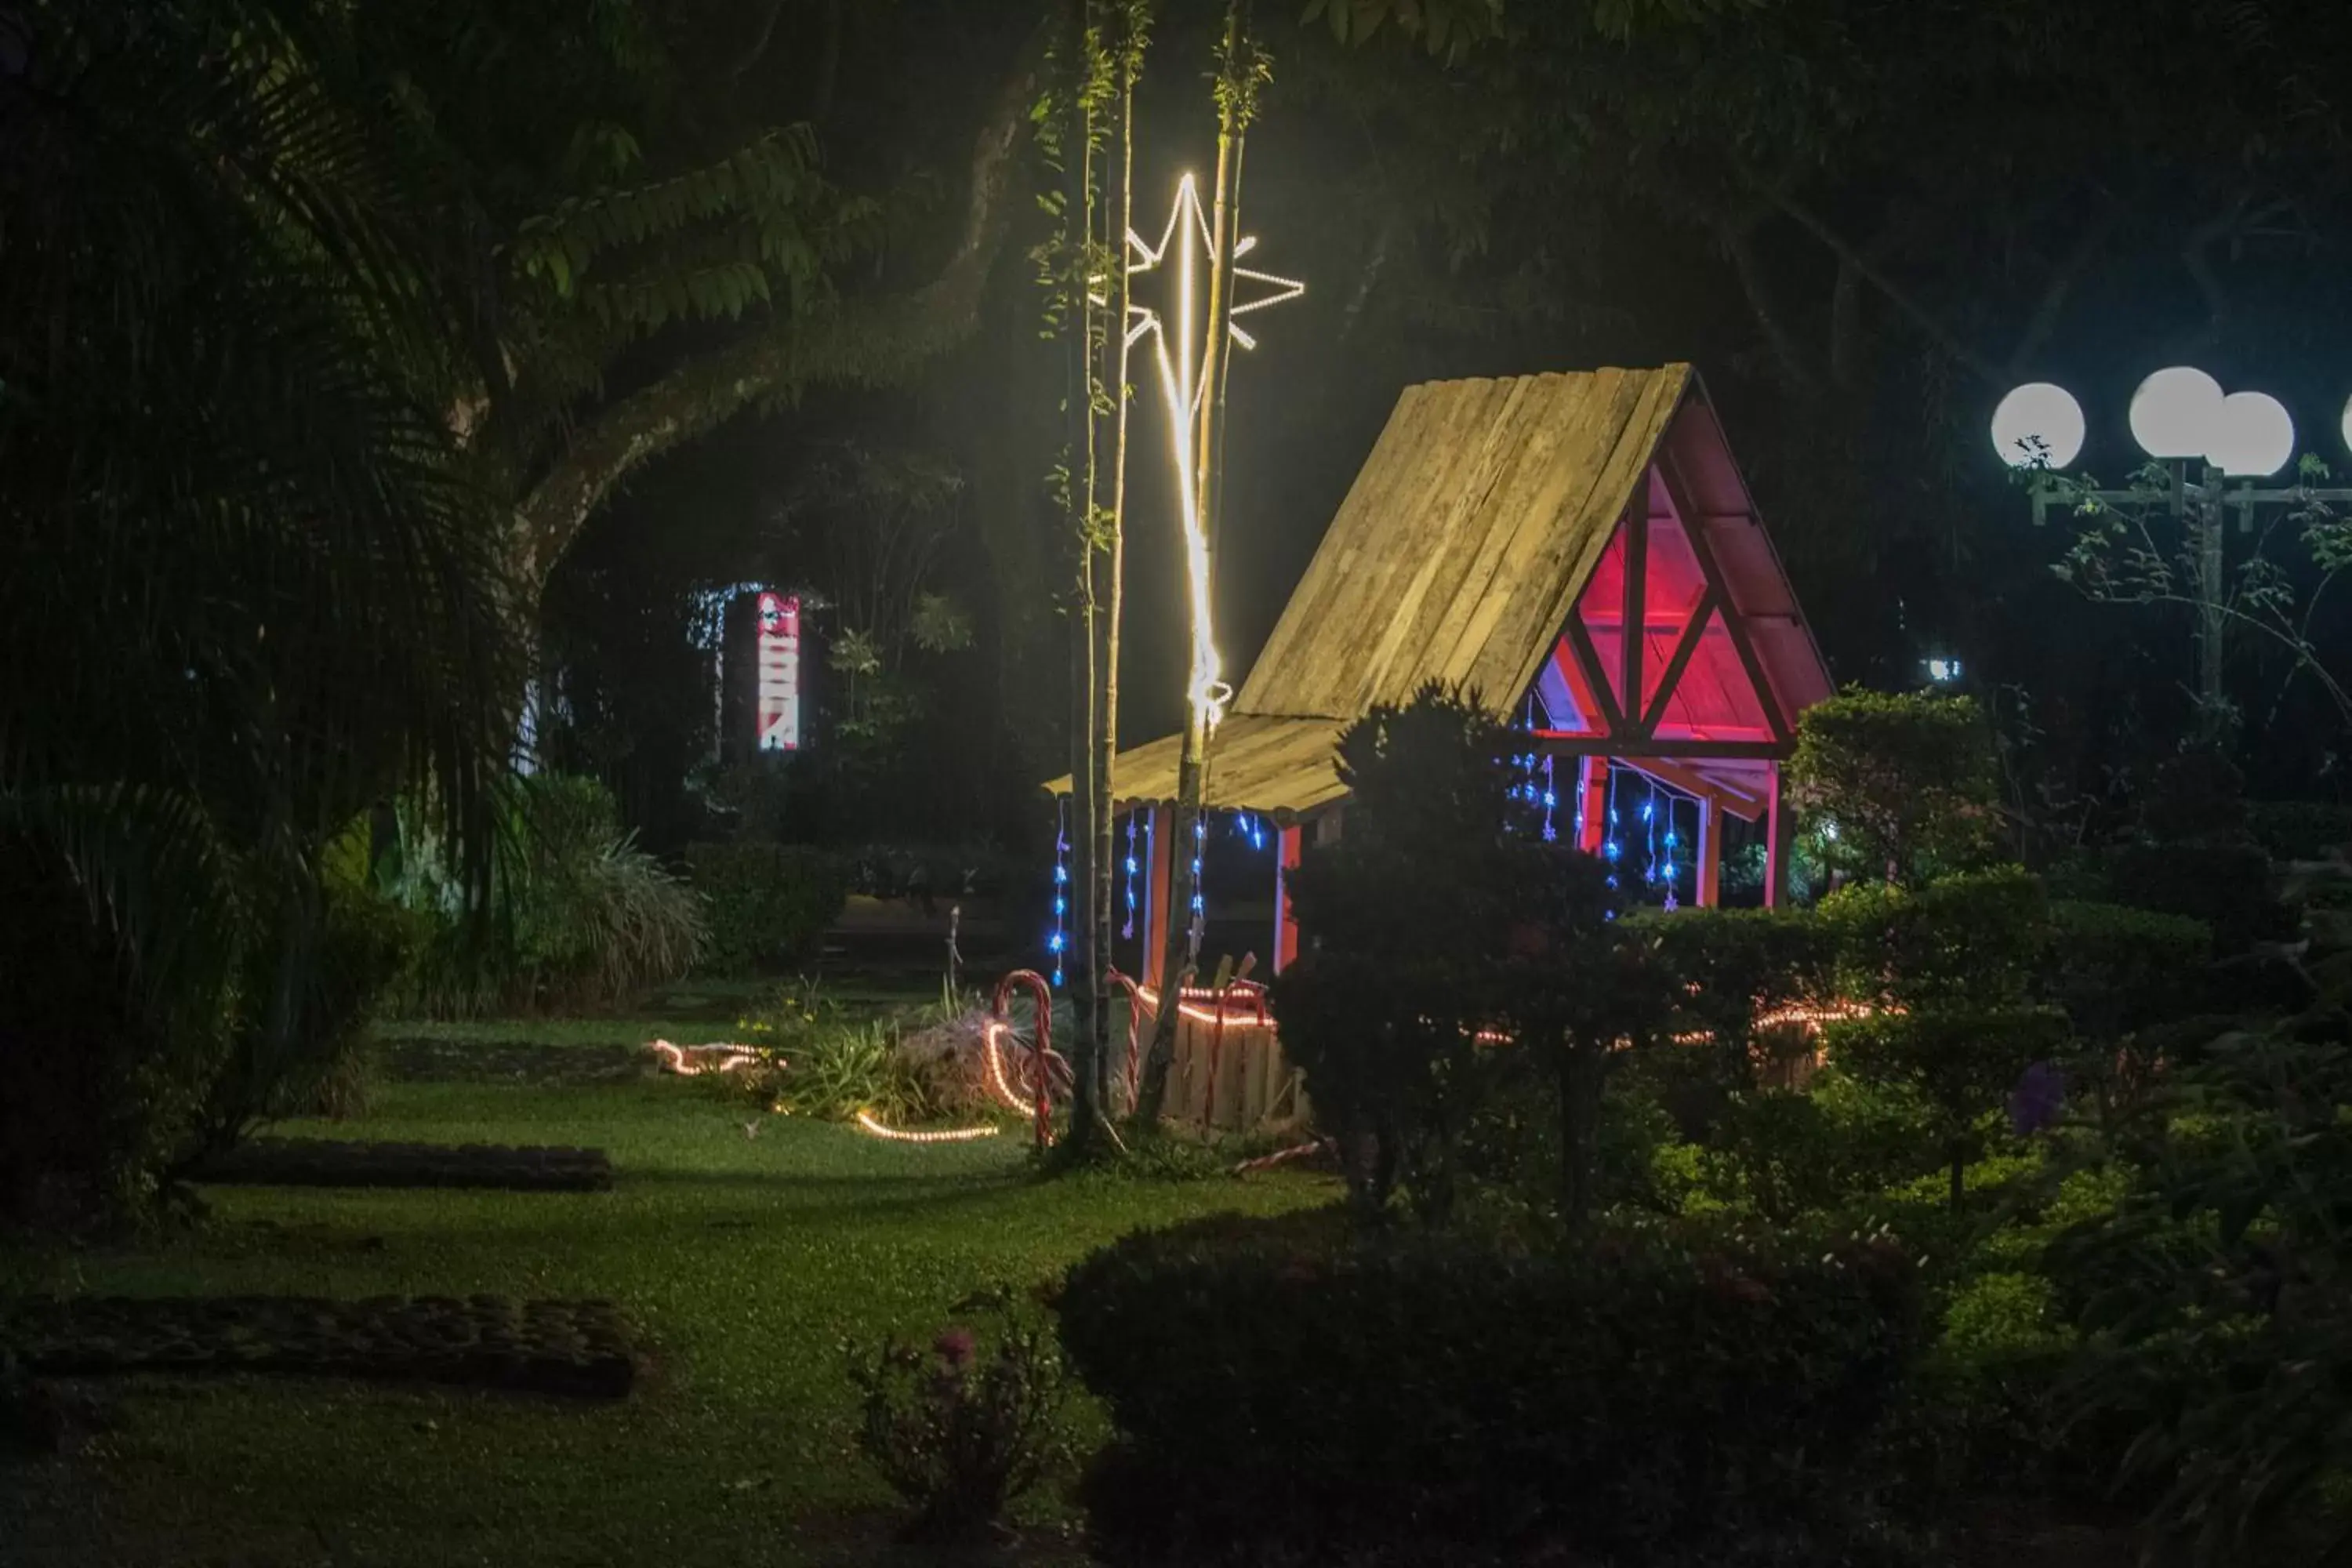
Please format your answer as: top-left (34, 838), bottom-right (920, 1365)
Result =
top-left (1993, 366), bottom-right (2352, 739)
top-left (1989, 382), bottom-right (2085, 470)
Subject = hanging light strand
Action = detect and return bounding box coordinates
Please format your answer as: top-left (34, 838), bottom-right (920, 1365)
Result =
top-left (1121, 815), bottom-right (1139, 940)
top-left (1048, 797), bottom-right (1069, 987)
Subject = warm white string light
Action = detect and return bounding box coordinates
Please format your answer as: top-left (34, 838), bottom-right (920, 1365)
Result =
top-left (1123, 173), bottom-right (1304, 731)
top-left (647, 1040), bottom-right (760, 1075)
top-left (853, 1109), bottom-right (1000, 1144)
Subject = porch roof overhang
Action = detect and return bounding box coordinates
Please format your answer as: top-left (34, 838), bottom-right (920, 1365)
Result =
top-left (1042, 713), bottom-right (1352, 823)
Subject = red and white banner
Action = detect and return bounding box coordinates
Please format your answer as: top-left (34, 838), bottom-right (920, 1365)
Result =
top-left (755, 592), bottom-right (800, 751)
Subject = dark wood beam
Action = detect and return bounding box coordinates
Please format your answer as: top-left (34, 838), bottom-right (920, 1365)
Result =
top-left (1654, 450), bottom-right (1793, 745)
top-left (1529, 734), bottom-right (1789, 761)
top-left (1565, 616), bottom-right (1625, 734)
top-left (1621, 493), bottom-right (1646, 727)
top-left (1639, 586), bottom-right (1719, 735)
top-left (1616, 754), bottom-right (1766, 822)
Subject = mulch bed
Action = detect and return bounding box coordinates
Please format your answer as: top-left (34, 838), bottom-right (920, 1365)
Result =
top-left (372, 1036), bottom-right (648, 1086)
top-left (2, 1293), bottom-right (640, 1399)
top-left (197, 1138), bottom-right (613, 1192)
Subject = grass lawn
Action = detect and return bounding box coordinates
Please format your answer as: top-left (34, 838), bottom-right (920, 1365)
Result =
top-left (0, 1038), bottom-right (1335, 1567)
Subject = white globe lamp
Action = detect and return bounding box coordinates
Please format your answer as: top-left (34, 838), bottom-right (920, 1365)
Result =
top-left (2340, 393), bottom-right (2352, 458)
top-left (2205, 390), bottom-right (2296, 477)
top-left (1990, 383), bottom-right (2085, 470)
top-left (2128, 367), bottom-right (2224, 459)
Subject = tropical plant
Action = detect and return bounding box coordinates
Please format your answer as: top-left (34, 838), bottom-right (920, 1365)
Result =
top-left (845, 1285), bottom-right (1074, 1544)
top-left (2054, 1031), bottom-right (2352, 1563)
top-left (385, 776), bottom-right (706, 1017)
top-left (0, 0), bottom-right (520, 1219)
top-left (317, 0), bottom-right (1039, 595)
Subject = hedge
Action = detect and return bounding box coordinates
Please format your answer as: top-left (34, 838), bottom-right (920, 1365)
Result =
top-left (1055, 1208), bottom-right (1924, 1564)
top-left (684, 842), bottom-right (848, 975)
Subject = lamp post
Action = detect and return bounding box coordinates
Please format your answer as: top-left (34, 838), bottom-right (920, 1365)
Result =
top-left (1991, 370), bottom-right (2352, 742)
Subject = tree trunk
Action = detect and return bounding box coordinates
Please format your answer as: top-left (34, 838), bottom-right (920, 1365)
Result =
top-left (1060, 0), bottom-right (1104, 1154)
top-left (1559, 1038), bottom-right (1605, 1233)
top-left (1089, 10), bottom-right (1140, 1122)
top-left (1137, 0), bottom-right (1253, 1125)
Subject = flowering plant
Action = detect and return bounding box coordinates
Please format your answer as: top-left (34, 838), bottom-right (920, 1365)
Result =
top-left (843, 1285), bottom-right (1073, 1543)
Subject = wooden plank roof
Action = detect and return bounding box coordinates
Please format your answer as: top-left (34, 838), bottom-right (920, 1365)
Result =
top-left (1048, 364), bottom-right (1828, 818)
top-left (1236, 365), bottom-right (1691, 720)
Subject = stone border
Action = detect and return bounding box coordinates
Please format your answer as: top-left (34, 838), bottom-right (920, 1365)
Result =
top-left (3, 1294), bottom-right (638, 1399)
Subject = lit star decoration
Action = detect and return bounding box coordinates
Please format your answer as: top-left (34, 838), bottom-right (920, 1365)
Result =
top-left (1122, 173), bottom-right (1305, 731)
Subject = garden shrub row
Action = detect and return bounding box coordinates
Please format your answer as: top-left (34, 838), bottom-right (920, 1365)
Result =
top-left (1055, 1207), bottom-right (1925, 1565)
top-left (195, 1138), bottom-right (613, 1192)
top-left (2, 1293), bottom-right (638, 1399)
top-left (685, 841), bottom-right (849, 975)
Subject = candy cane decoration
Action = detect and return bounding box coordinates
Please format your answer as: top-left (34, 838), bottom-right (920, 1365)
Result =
top-left (991, 969), bottom-right (1068, 1147)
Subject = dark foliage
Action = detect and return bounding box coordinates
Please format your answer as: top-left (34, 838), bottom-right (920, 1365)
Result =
top-left (2052, 1032), bottom-right (2352, 1561)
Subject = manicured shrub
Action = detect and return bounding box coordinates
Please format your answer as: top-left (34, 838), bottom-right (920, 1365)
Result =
top-left (2041, 900), bottom-right (2210, 1040)
top-left (1819, 865), bottom-right (2048, 1010)
top-left (2104, 750), bottom-right (2297, 951)
top-left (2103, 839), bottom-right (2291, 950)
top-left (1828, 1009), bottom-right (2069, 1211)
top-left (1639, 906), bottom-right (1834, 1101)
top-left (685, 841), bottom-right (847, 975)
top-left (1786, 688), bottom-right (2003, 887)
top-left (1057, 1208), bottom-right (1925, 1565)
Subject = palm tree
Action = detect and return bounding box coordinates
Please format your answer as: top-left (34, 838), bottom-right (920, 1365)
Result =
top-left (0, 0), bottom-right (524, 1217)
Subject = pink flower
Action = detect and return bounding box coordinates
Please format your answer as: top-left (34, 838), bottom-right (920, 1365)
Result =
top-left (935, 1327), bottom-right (976, 1370)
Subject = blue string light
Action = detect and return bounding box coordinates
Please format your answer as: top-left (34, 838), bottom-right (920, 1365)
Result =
top-left (1191, 815), bottom-right (1206, 916)
top-left (1048, 797), bottom-right (1069, 987)
top-left (1643, 781), bottom-right (1660, 884)
top-left (1121, 815), bottom-right (1138, 939)
top-left (1604, 770), bottom-right (1621, 888)
top-left (1541, 755), bottom-right (1558, 842)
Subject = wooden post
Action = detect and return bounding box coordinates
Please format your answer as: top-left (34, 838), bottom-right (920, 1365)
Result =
top-left (1273, 823), bottom-right (1301, 974)
top-left (1578, 756), bottom-right (1610, 854)
top-left (1697, 797), bottom-right (1721, 908)
top-left (1764, 762), bottom-right (1790, 909)
top-left (1621, 500), bottom-right (1647, 719)
top-left (1145, 804), bottom-right (1174, 989)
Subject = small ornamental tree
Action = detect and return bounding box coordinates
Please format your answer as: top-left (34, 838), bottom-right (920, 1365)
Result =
top-left (1788, 688), bottom-right (2002, 887)
top-left (1821, 866), bottom-right (2067, 1210)
top-left (1275, 688), bottom-right (1530, 1224)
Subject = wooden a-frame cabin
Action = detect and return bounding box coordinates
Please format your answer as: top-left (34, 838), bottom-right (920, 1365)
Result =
top-left (1055, 362), bottom-right (1833, 998)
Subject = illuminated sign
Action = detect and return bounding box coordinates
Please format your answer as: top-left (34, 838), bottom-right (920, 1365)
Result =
top-left (756, 591), bottom-right (800, 751)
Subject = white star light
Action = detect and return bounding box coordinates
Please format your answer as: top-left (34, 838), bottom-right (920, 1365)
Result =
top-left (1117, 173), bottom-right (1303, 730)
